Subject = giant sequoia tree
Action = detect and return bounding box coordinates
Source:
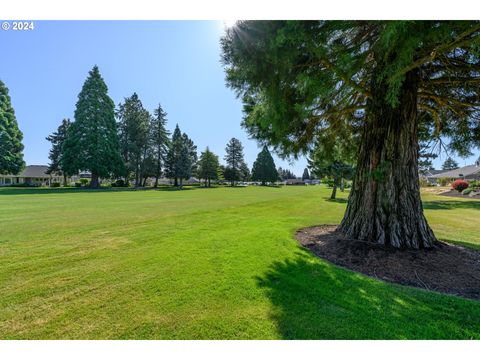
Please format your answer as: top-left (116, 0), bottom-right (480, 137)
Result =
top-left (63, 66), bottom-right (123, 187)
top-left (222, 21), bottom-right (480, 249)
top-left (0, 80), bottom-right (24, 175)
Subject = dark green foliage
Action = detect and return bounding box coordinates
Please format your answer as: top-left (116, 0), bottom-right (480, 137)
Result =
top-left (222, 20), bottom-right (480, 158)
top-left (62, 66), bottom-right (124, 187)
top-left (165, 124), bottom-right (197, 187)
top-left (150, 103), bottom-right (171, 187)
top-left (224, 137), bottom-right (247, 185)
top-left (308, 132), bottom-right (356, 199)
top-left (239, 161), bottom-right (251, 181)
top-left (302, 168), bottom-right (310, 180)
top-left (442, 157), bottom-right (459, 170)
top-left (251, 146), bottom-right (278, 185)
top-left (198, 147), bottom-right (220, 187)
top-left (46, 118), bottom-right (71, 184)
top-left (116, 93), bottom-right (150, 186)
top-left (222, 21), bottom-right (480, 248)
top-left (277, 167), bottom-right (296, 180)
top-left (0, 80), bottom-right (24, 175)
top-left (111, 179), bottom-right (126, 187)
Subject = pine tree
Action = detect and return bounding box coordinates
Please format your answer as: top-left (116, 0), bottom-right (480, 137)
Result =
top-left (224, 137), bottom-right (246, 186)
top-left (0, 80), bottom-right (24, 175)
top-left (442, 157), bottom-right (459, 170)
top-left (182, 132), bottom-right (198, 178)
top-left (165, 125), bottom-right (196, 188)
top-left (63, 66), bottom-right (123, 187)
top-left (46, 118), bottom-right (71, 185)
top-left (251, 146), bottom-right (278, 185)
top-left (116, 93), bottom-right (150, 187)
top-left (222, 21), bottom-right (480, 249)
top-left (302, 168), bottom-right (310, 181)
top-left (277, 168), bottom-right (296, 180)
top-left (150, 103), bottom-right (170, 187)
top-left (239, 161), bottom-right (251, 181)
top-left (198, 147), bottom-right (220, 187)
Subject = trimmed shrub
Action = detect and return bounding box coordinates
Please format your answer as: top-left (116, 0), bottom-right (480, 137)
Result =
top-left (79, 178), bottom-right (89, 186)
top-left (438, 177), bottom-right (453, 187)
top-left (462, 188), bottom-right (473, 195)
top-left (419, 178), bottom-right (430, 187)
top-left (74, 182), bottom-right (82, 187)
top-left (112, 179), bottom-right (126, 187)
top-left (452, 179), bottom-right (469, 192)
top-left (51, 182), bottom-right (61, 187)
top-left (469, 180), bottom-right (479, 190)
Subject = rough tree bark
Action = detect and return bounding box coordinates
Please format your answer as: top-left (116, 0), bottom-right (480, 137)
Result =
top-left (338, 69), bottom-right (437, 249)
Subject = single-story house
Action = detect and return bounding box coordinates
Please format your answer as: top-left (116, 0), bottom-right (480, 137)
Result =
top-left (0, 165), bottom-right (63, 186)
top-left (285, 178), bottom-right (305, 185)
top-left (419, 169), bottom-right (445, 185)
top-left (428, 162), bottom-right (480, 182)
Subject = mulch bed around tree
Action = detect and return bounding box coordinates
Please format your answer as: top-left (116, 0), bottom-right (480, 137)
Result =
top-left (439, 189), bottom-right (480, 199)
top-left (296, 225), bottom-right (480, 301)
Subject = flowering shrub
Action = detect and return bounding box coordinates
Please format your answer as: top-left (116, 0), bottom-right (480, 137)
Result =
top-left (452, 179), bottom-right (469, 192)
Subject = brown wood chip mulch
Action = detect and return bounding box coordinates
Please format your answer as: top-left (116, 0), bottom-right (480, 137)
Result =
top-left (296, 225), bottom-right (480, 301)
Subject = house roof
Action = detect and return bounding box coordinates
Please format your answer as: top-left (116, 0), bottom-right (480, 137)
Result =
top-left (19, 165), bottom-right (51, 178)
top-left (429, 164), bottom-right (480, 178)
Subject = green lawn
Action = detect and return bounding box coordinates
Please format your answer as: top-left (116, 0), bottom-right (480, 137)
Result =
top-left (0, 185), bottom-right (479, 339)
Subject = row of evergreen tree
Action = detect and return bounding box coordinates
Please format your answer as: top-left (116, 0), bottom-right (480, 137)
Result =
top-left (43, 66), bottom-right (286, 188)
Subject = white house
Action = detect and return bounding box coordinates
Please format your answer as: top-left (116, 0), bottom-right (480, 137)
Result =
top-left (0, 165), bottom-right (63, 186)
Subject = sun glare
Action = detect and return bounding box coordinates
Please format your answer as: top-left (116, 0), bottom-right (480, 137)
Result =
top-left (223, 20), bottom-right (238, 29)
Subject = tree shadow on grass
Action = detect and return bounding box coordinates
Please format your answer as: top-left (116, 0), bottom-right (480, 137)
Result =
top-left (255, 248), bottom-right (480, 339)
top-left (422, 200), bottom-right (480, 210)
top-left (324, 197), bottom-right (348, 204)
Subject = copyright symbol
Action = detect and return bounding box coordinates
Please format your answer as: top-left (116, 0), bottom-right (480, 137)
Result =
top-left (2, 22), bottom-right (10, 31)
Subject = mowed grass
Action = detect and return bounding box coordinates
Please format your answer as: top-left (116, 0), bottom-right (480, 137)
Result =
top-left (0, 185), bottom-right (479, 339)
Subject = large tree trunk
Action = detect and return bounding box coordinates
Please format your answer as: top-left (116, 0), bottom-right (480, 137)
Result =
top-left (338, 70), bottom-right (436, 249)
top-left (63, 174), bottom-right (67, 187)
top-left (90, 173), bottom-right (100, 188)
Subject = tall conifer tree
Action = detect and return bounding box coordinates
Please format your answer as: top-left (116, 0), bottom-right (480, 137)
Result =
top-left (0, 80), bottom-right (24, 175)
top-left (63, 66), bottom-right (123, 187)
top-left (198, 147), bottom-right (220, 187)
top-left (251, 146), bottom-right (278, 185)
top-left (224, 137), bottom-right (247, 186)
top-left (116, 93), bottom-right (150, 186)
top-left (46, 118), bottom-right (71, 185)
top-left (222, 21), bottom-right (480, 248)
top-left (151, 103), bottom-right (170, 187)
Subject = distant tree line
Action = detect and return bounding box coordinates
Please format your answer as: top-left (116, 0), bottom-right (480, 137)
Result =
top-left (41, 66), bottom-right (295, 188)
top-left (2, 69), bottom-right (329, 190)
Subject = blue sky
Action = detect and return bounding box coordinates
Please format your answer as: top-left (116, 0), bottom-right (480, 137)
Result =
top-left (0, 21), bottom-right (478, 173)
top-left (0, 21), bottom-right (305, 175)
